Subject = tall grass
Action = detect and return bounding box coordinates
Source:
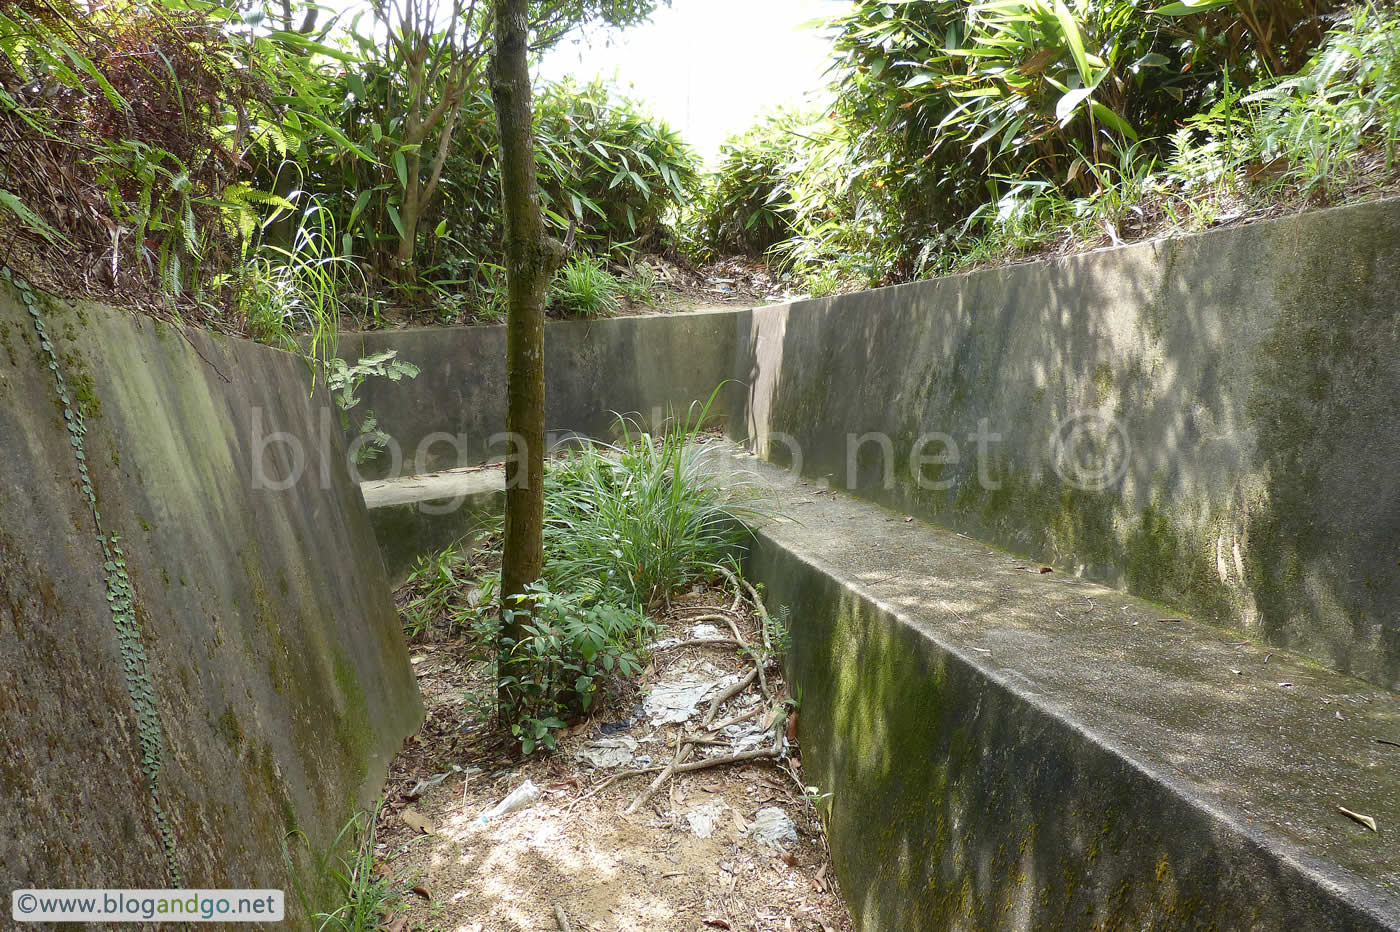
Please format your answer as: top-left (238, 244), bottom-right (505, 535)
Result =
top-left (542, 389), bottom-right (758, 608)
top-left (232, 196), bottom-right (359, 378)
top-left (283, 801), bottom-right (417, 932)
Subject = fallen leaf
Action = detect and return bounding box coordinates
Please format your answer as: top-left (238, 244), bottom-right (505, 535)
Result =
top-left (1278, 682), bottom-right (1294, 688)
top-left (779, 851), bottom-right (799, 867)
top-left (1039, 566), bottom-right (1052, 574)
top-left (401, 808), bottom-right (435, 835)
top-left (903, 516), bottom-right (913, 523)
top-left (1338, 806), bottom-right (1378, 832)
top-left (381, 917), bottom-right (407, 932)
top-left (703, 920), bottom-right (731, 930)
top-left (731, 809), bottom-right (750, 834)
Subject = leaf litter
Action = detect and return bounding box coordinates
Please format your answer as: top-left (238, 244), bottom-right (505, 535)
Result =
top-left (374, 580), bottom-right (852, 931)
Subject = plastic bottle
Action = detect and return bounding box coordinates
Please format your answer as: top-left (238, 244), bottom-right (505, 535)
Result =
top-left (476, 779), bottom-right (541, 826)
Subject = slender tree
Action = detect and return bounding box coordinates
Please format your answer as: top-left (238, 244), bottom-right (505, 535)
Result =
top-left (491, 0), bottom-right (565, 676)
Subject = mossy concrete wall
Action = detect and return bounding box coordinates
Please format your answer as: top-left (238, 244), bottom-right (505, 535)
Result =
top-left (732, 198), bottom-right (1400, 689)
top-left (0, 281), bottom-right (422, 917)
top-left (747, 528), bottom-right (1400, 931)
top-left (354, 199), bottom-right (1398, 689)
top-left (343, 309), bottom-right (744, 480)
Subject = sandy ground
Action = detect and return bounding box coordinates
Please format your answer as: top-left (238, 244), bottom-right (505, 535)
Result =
top-left (373, 585), bottom-right (852, 932)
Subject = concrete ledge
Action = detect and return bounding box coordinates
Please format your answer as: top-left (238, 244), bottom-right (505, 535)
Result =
top-left (730, 197), bottom-right (1400, 689)
top-left (361, 465), bottom-right (505, 583)
top-left (715, 451), bottom-right (1400, 930)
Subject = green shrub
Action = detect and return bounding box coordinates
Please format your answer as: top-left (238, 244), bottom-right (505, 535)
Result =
top-left (695, 110), bottom-right (815, 258)
top-left (1244, 6), bottom-right (1400, 196)
top-left (801, 0), bottom-right (1341, 280)
top-left (500, 581), bottom-right (650, 754)
top-left (535, 78), bottom-right (702, 252)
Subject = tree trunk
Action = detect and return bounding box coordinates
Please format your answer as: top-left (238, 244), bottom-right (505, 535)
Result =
top-left (490, 0), bottom-right (563, 708)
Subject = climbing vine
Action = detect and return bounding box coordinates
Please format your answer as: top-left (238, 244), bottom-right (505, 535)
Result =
top-left (2, 268), bottom-right (183, 887)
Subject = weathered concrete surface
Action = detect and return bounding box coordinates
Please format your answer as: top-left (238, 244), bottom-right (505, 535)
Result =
top-left (342, 309), bottom-right (745, 480)
top-left (0, 281), bottom-right (423, 917)
top-left (344, 200), bottom-right (1400, 689)
top-left (709, 449), bottom-right (1400, 930)
top-left (731, 198), bottom-right (1400, 689)
top-left (361, 465), bottom-right (505, 583)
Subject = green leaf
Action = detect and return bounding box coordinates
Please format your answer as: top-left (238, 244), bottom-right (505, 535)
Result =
top-left (349, 189), bottom-right (372, 227)
top-left (0, 189), bottom-right (69, 246)
top-left (434, 219), bottom-right (447, 237)
top-left (1053, 0), bottom-right (1092, 84)
top-left (386, 204), bottom-right (405, 240)
top-left (1090, 101), bottom-right (1138, 139)
top-left (393, 150), bottom-right (408, 190)
top-left (1153, 0), bottom-right (1234, 14)
top-left (1055, 87), bottom-right (1095, 125)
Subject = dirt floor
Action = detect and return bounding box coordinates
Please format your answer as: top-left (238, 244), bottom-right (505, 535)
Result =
top-left (373, 582), bottom-right (852, 932)
top-left (625, 256), bottom-right (793, 317)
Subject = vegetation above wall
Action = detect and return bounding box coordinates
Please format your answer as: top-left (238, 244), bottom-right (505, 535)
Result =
top-left (7, 0), bottom-right (1400, 332)
top-left (695, 1), bottom-right (1400, 292)
top-left (0, 0), bottom-right (693, 341)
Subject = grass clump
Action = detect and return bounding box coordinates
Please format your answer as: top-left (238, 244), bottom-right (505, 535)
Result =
top-left (550, 255), bottom-right (620, 317)
top-left (542, 395), bottom-right (757, 608)
top-left (284, 801), bottom-right (419, 932)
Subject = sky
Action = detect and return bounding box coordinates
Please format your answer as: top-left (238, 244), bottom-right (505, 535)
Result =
top-left (538, 0), bottom-right (852, 164)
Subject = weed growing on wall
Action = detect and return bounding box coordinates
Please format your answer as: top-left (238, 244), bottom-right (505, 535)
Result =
top-left (327, 350), bottom-right (421, 464)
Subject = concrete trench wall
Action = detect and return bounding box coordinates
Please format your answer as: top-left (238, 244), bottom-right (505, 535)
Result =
top-left (0, 280), bottom-right (422, 918)
top-left (747, 538), bottom-right (1394, 931)
top-left (353, 200), bottom-right (1400, 691)
top-left (729, 197), bottom-right (1400, 691)
top-left (342, 308), bottom-right (745, 481)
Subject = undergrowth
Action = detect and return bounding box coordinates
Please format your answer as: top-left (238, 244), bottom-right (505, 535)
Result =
top-left (284, 800), bottom-right (421, 932)
top-left (396, 387), bottom-right (762, 756)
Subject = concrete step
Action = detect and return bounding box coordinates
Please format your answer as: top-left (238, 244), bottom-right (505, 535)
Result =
top-left (709, 445), bottom-right (1400, 930)
top-left (362, 445), bottom-right (1400, 928)
top-left (360, 465), bottom-right (504, 584)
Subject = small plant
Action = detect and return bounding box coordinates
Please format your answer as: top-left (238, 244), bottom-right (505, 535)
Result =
top-left (400, 543), bottom-right (500, 641)
top-left (327, 351), bottom-right (420, 465)
top-left (284, 801), bottom-right (417, 932)
top-left (804, 268), bottom-right (840, 298)
top-left (500, 581), bottom-right (650, 754)
top-left (550, 255), bottom-right (620, 317)
top-left (473, 262), bottom-right (510, 323)
top-left (229, 196), bottom-right (359, 375)
top-left (618, 263), bottom-right (662, 306)
top-left (543, 388), bottom-right (760, 607)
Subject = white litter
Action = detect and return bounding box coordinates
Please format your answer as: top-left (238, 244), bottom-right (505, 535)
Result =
top-left (748, 807), bottom-right (798, 849)
top-left (643, 672), bottom-right (743, 725)
top-left (685, 800), bottom-right (727, 839)
top-left (477, 779), bottom-right (540, 826)
top-left (573, 737), bottom-right (639, 769)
